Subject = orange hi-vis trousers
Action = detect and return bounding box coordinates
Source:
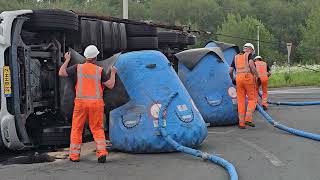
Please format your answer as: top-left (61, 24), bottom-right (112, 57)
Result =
top-left (236, 73), bottom-right (257, 127)
top-left (256, 77), bottom-right (269, 107)
top-left (69, 100), bottom-right (107, 161)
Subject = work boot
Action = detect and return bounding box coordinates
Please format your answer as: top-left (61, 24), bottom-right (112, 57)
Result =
top-left (245, 121), bottom-right (256, 127)
top-left (98, 155), bottom-right (106, 163)
top-left (69, 158), bottom-right (80, 162)
top-left (262, 105), bottom-right (268, 111)
top-left (106, 140), bottom-right (112, 148)
top-left (238, 125), bottom-right (246, 129)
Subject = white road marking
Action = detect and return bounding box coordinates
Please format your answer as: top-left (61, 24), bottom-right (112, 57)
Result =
top-left (238, 138), bottom-right (285, 167)
top-left (208, 130), bottom-right (235, 134)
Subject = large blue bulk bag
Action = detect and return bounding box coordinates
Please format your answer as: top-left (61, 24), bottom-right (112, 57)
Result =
top-left (205, 41), bottom-right (239, 65)
top-left (109, 50), bottom-right (207, 153)
top-left (175, 47), bottom-right (238, 126)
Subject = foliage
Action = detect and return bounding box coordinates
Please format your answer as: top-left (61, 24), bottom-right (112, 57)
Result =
top-left (216, 14), bottom-right (282, 62)
top-left (1, 0), bottom-right (320, 65)
top-left (298, 7), bottom-right (320, 64)
top-left (269, 71), bottom-right (320, 88)
top-left (269, 64), bottom-right (320, 88)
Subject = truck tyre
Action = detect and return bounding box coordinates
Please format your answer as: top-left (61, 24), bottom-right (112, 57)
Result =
top-left (187, 35), bottom-right (196, 45)
top-left (119, 23), bottom-right (127, 51)
top-left (27, 126), bottom-right (70, 147)
top-left (178, 33), bottom-right (188, 44)
top-left (127, 37), bottom-right (158, 50)
top-left (0, 132), bottom-right (8, 152)
top-left (102, 21), bottom-right (112, 51)
top-left (24, 9), bottom-right (79, 31)
top-left (81, 19), bottom-right (101, 49)
top-left (158, 31), bottom-right (179, 44)
top-left (126, 24), bottom-right (157, 37)
top-left (112, 22), bottom-right (121, 53)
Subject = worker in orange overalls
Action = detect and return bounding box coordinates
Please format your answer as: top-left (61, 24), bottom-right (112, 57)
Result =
top-left (59, 45), bottom-right (117, 163)
top-left (229, 43), bottom-right (259, 129)
top-left (254, 56), bottom-right (271, 110)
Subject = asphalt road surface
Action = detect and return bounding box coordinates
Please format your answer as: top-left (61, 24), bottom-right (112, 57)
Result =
top-left (0, 87), bottom-right (319, 180)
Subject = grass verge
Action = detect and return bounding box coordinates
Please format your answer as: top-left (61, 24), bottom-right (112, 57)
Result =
top-left (269, 71), bottom-right (320, 88)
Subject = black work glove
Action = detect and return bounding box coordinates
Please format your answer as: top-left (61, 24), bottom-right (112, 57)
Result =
top-left (232, 79), bottom-right (236, 85)
top-left (257, 78), bottom-right (261, 85)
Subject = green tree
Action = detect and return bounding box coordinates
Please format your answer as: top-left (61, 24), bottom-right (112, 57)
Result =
top-left (216, 14), bottom-right (282, 63)
top-left (248, 0), bottom-right (317, 61)
top-left (128, 0), bottom-right (150, 20)
top-left (298, 8), bottom-right (320, 64)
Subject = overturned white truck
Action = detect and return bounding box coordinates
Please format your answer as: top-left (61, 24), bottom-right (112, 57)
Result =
top-left (0, 9), bottom-right (195, 151)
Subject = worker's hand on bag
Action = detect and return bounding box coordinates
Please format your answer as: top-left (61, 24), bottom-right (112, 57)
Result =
top-left (64, 52), bottom-right (71, 62)
top-left (111, 66), bottom-right (117, 74)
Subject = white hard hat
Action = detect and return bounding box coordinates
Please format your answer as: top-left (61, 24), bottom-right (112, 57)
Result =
top-left (243, 43), bottom-right (255, 51)
top-left (84, 45), bottom-right (100, 59)
top-left (254, 56), bottom-right (262, 60)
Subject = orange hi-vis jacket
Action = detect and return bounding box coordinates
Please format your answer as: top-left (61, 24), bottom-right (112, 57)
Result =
top-left (75, 63), bottom-right (104, 103)
top-left (235, 52), bottom-right (251, 76)
top-left (255, 61), bottom-right (268, 78)
top-left (255, 60), bottom-right (269, 107)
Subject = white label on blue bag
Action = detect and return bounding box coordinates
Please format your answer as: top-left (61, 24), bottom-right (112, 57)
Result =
top-left (150, 103), bottom-right (162, 119)
top-left (153, 120), bottom-right (159, 128)
top-left (177, 104), bottom-right (188, 111)
top-left (182, 114), bottom-right (192, 120)
top-left (153, 119), bottom-right (166, 128)
top-left (228, 87), bottom-right (237, 99)
top-left (232, 99), bottom-right (237, 104)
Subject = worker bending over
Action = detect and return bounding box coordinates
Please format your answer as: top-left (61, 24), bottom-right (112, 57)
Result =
top-left (59, 45), bottom-right (117, 163)
top-left (254, 56), bottom-right (271, 110)
top-left (229, 43), bottom-right (259, 129)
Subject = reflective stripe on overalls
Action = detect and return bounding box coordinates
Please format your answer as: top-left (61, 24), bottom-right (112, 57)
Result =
top-left (69, 144), bottom-right (81, 155)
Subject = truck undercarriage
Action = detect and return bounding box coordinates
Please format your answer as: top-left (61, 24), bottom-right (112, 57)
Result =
top-left (0, 9), bottom-right (195, 151)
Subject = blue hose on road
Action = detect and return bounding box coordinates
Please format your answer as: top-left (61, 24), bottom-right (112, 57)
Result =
top-left (258, 92), bottom-right (320, 106)
top-left (159, 92), bottom-right (238, 180)
top-left (257, 104), bottom-right (320, 141)
top-left (268, 100), bottom-right (320, 106)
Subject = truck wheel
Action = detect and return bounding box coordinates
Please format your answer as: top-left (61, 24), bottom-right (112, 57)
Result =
top-left (158, 31), bottom-right (179, 44)
top-left (127, 37), bottom-right (158, 50)
top-left (37, 126), bottom-right (71, 147)
top-left (112, 22), bottom-right (121, 53)
top-left (80, 19), bottom-right (101, 49)
top-left (0, 132), bottom-right (8, 152)
top-left (126, 24), bottom-right (157, 37)
top-left (24, 9), bottom-right (79, 31)
top-left (178, 33), bottom-right (188, 44)
top-left (119, 23), bottom-right (127, 51)
top-left (187, 35), bottom-right (196, 45)
top-left (102, 21), bottom-right (112, 51)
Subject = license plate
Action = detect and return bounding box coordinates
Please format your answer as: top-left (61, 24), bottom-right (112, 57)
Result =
top-left (3, 66), bottom-right (12, 97)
